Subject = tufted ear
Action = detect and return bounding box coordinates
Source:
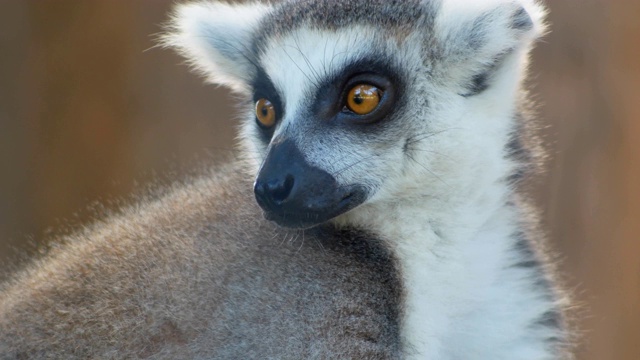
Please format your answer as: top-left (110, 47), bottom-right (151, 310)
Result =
top-left (165, 1), bottom-right (272, 93)
top-left (433, 0), bottom-right (547, 96)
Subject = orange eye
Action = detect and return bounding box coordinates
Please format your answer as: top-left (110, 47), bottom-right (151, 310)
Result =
top-left (255, 99), bottom-right (276, 127)
top-left (346, 84), bottom-right (382, 115)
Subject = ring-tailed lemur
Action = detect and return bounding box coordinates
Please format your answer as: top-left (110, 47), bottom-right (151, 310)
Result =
top-left (0, 0), bottom-right (570, 358)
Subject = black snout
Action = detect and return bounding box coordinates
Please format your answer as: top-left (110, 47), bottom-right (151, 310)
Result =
top-left (254, 138), bottom-right (366, 228)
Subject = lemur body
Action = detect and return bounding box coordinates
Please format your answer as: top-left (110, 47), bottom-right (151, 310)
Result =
top-left (0, 0), bottom-right (569, 358)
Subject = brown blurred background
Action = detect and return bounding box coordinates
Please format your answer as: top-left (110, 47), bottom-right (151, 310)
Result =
top-left (0, 1), bottom-right (638, 359)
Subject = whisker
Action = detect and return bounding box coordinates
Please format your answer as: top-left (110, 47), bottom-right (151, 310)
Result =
top-left (281, 45), bottom-right (317, 88)
top-left (313, 229), bottom-right (326, 253)
top-left (404, 147), bottom-right (454, 161)
top-left (332, 153), bottom-right (379, 179)
top-left (322, 37), bottom-right (330, 76)
top-left (293, 34), bottom-right (323, 85)
top-left (406, 153), bottom-right (451, 188)
top-left (204, 146), bottom-right (263, 154)
top-left (406, 128), bottom-right (459, 145)
top-left (296, 230), bottom-right (305, 254)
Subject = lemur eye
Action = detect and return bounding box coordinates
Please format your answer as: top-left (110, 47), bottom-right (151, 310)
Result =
top-left (346, 84), bottom-right (382, 115)
top-left (255, 99), bottom-right (276, 128)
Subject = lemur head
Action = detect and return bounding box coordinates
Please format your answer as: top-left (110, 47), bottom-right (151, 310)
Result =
top-left (167, 0), bottom-right (546, 229)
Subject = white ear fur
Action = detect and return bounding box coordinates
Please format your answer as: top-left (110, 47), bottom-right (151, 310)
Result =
top-left (431, 0), bottom-right (546, 96)
top-left (436, 0), bottom-right (546, 68)
top-left (165, 1), bottom-right (271, 93)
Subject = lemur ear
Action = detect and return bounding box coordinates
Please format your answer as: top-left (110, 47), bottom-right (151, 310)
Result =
top-left (433, 0), bottom-right (546, 96)
top-left (165, 2), bottom-right (271, 93)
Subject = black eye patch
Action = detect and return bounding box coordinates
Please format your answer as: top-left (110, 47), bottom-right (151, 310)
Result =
top-left (251, 66), bottom-right (284, 142)
top-left (311, 57), bottom-right (403, 129)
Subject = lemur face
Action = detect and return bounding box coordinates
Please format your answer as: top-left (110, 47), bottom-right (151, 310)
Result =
top-left (249, 27), bottom-right (427, 228)
top-left (167, 0), bottom-right (544, 228)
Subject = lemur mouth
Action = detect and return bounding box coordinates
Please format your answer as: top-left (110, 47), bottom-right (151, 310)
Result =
top-left (339, 192), bottom-right (356, 205)
top-left (258, 185), bottom-right (367, 229)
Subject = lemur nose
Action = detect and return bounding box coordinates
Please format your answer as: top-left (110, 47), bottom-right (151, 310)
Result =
top-left (253, 137), bottom-right (364, 228)
top-left (255, 174), bottom-right (295, 205)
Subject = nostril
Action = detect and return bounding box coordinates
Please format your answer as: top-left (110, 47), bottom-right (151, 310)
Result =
top-left (269, 174), bottom-right (294, 203)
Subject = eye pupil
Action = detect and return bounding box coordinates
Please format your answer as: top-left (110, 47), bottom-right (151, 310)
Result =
top-left (346, 84), bottom-right (382, 115)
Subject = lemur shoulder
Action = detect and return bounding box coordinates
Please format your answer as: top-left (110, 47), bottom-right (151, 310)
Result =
top-left (0, 0), bottom-right (571, 359)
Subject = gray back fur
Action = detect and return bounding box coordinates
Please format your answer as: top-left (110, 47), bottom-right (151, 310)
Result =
top-left (0, 165), bottom-right (402, 358)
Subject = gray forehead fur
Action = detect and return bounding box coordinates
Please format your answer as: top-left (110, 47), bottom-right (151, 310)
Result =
top-left (254, 0), bottom-right (439, 49)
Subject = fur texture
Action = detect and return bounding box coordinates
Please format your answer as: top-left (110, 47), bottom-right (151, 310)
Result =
top-left (0, 0), bottom-right (570, 359)
top-left (0, 167), bottom-right (403, 358)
